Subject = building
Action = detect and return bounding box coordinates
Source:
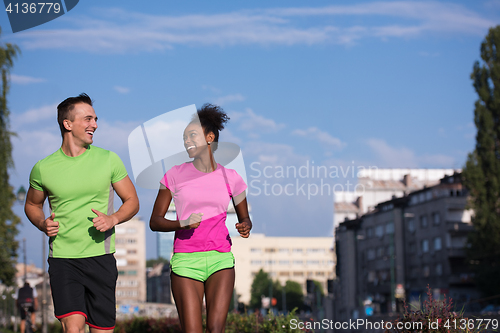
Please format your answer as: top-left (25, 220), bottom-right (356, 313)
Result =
top-left (146, 263), bottom-right (171, 304)
top-left (231, 234), bottom-right (335, 305)
top-left (334, 172), bottom-right (479, 321)
top-left (115, 217), bottom-right (146, 304)
top-left (334, 168), bottom-right (457, 232)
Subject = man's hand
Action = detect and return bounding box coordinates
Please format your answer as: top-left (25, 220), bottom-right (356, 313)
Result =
top-left (236, 221), bottom-right (251, 238)
top-left (91, 209), bottom-right (118, 232)
top-left (180, 213), bottom-right (203, 229)
top-left (40, 213), bottom-right (59, 237)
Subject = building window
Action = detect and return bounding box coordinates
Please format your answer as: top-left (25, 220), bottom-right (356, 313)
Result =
top-left (307, 260), bottom-right (320, 265)
top-left (376, 247), bottom-right (384, 258)
top-left (279, 248), bottom-right (289, 253)
top-left (128, 270), bottom-right (137, 275)
top-left (408, 242), bottom-right (416, 254)
top-left (385, 222), bottom-right (394, 234)
top-left (250, 248), bottom-right (262, 253)
top-left (436, 264), bottom-right (443, 276)
top-left (127, 249), bottom-right (137, 254)
top-left (265, 248), bottom-right (275, 253)
top-left (434, 237), bottom-right (442, 251)
top-left (366, 227), bottom-right (373, 238)
top-left (421, 239), bottom-right (429, 253)
top-left (279, 272), bottom-right (290, 277)
top-left (420, 215), bottom-right (428, 228)
top-left (292, 248), bottom-right (303, 253)
top-left (423, 265), bottom-right (430, 277)
top-left (408, 219), bottom-right (415, 233)
top-left (251, 260), bottom-right (262, 265)
top-left (367, 271), bottom-right (376, 282)
top-left (293, 272), bottom-right (304, 276)
top-left (367, 249), bottom-right (375, 260)
top-left (376, 225), bottom-right (384, 238)
top-left (432, 212), bottom-right (441, 225)
top-left (293, 260), bottom-right (303, 265)
top-left (116, 258), bottom-right (127, 267)
top-left (279, 260), bottom-right (289, 265)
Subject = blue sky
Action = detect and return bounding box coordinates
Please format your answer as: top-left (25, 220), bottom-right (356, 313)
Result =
top-left (2, 0), bottom-right (498, 267)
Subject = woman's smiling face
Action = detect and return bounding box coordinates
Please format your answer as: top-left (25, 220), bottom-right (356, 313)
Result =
top-left (183, 122), bottom-right (209, 158)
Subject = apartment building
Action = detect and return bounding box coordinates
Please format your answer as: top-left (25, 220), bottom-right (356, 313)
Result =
top-left (231, 234), bottom-right (335, 304)
top-left (115, 217), bottom-right (146, 304)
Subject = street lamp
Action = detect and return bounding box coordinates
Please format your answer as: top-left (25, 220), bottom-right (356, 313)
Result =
top-left (16, 186), bottom-right (26, 203)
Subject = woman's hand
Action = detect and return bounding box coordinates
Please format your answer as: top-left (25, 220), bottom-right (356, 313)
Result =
top-left (180, 213), bottom-right (203, 229)
top-left (236, 220), bottom-right (251, 238)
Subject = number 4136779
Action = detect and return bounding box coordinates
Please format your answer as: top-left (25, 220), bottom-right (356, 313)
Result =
top-left (5, 3), bottom-right (61, 14)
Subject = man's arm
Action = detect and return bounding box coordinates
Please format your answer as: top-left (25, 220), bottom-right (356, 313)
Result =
top-left (91, 176), bottom-right (139, 232)
top-left (24, 187), bottom-right (59, 236)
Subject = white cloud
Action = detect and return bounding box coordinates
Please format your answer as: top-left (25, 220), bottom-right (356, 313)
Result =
top-left (10, 74), bottom-right (46, 84)
top-left (232, 108), bottom-right (285, 135)
top-left (366, 138), bottom-right (456, 168)
top-left (366, 138), bottom-right (418, 167)
top-left (213, 94), bottom-right (245, 106)
top-left (292, 127), bottom-right (345, 150)
top-left (12, 103), bottom-right (58, 128)
top-left (9, 2), bottom-right (493, 53)
top-left (114, 86), bottom-right (130, 94)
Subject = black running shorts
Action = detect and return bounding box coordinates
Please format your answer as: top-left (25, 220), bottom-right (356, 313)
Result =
top-left (48, 254), bottom-right (118, 330)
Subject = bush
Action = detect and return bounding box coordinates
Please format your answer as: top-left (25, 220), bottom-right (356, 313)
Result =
top-left (385, 286), bottom-right (484, 333)
top-left (112, 309), bottom-right (310, 333)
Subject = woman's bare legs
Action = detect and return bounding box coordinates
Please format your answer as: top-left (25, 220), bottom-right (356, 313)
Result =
top-left (171, 274), bottom-right (205, 333)
top-left (204, 268), bottom-right (235, 333)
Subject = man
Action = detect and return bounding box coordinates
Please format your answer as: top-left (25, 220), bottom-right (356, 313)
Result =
top-left (24, 93), bottom-right (140, 332)
top-left (17, 282), bottom-right (38, 333)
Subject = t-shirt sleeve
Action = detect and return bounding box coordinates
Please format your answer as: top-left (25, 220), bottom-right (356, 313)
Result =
top-left (229, 169), bottom-right (247, 197)
top-left (160, 168), bottom-right (175, 192)
top-left (29, 161), bottom-right (44, 191)
top-left (110, 151), bottom-right (128, 183)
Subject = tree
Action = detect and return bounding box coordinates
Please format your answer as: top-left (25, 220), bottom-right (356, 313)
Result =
top-left (249, 270), bottom-right (307, 312)
top-left (146, 257), bottom-right (169, 268)
top-left (249, 269), bottom-right (271, 309)
top-left (283, 280), bottom-right (305, 312)
top-left (0, 26), bottom-right (20, 286)
top-left (463, 25), bottom-right (500, 297)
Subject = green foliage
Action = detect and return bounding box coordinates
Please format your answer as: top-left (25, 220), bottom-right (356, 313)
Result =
top-left (283, 280), bottom-right (305, 312)
top-left (0, 26), bottom-right (21, 286)
top-left (146, 257), bottom-right (169, 268)
top-left (112, 310), bottom-right (311, 333)
top-left (385, 286), bottom-right (483, 333)
top-left (114, 317), bottom-right (182, 333)
top-left (463, 25), bottom-right (500, 297)
top-left (249, 269), bottom-right (271, 309)
top-left (249, 269), bottom-right (306, 312)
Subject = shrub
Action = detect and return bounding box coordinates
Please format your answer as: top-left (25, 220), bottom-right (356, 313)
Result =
top-left (385, 286), bottom-right (485, 333)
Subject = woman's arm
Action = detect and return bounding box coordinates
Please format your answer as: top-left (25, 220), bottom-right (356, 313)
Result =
top-left (149, 185), bottom-right (201, 232)
top-left (234, 192), bottom-right (252, 238)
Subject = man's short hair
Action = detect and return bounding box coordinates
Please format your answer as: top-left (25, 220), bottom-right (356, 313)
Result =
top-left (57, 93), bottom-right (93, 137)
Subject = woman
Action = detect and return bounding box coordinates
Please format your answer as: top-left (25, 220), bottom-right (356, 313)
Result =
top-left (150, 104), bottom-right (252, 333)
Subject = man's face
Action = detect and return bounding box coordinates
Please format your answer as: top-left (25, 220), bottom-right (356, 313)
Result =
top-left (66, 103), bottom-right (98, 146)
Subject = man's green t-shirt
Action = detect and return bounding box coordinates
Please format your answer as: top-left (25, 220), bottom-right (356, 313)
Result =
top-left (29, 145), bottom-right (128, 259)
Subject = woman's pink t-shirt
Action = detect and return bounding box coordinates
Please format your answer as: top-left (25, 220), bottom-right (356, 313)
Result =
top-left (160, 162), bottom-right (247, 253)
